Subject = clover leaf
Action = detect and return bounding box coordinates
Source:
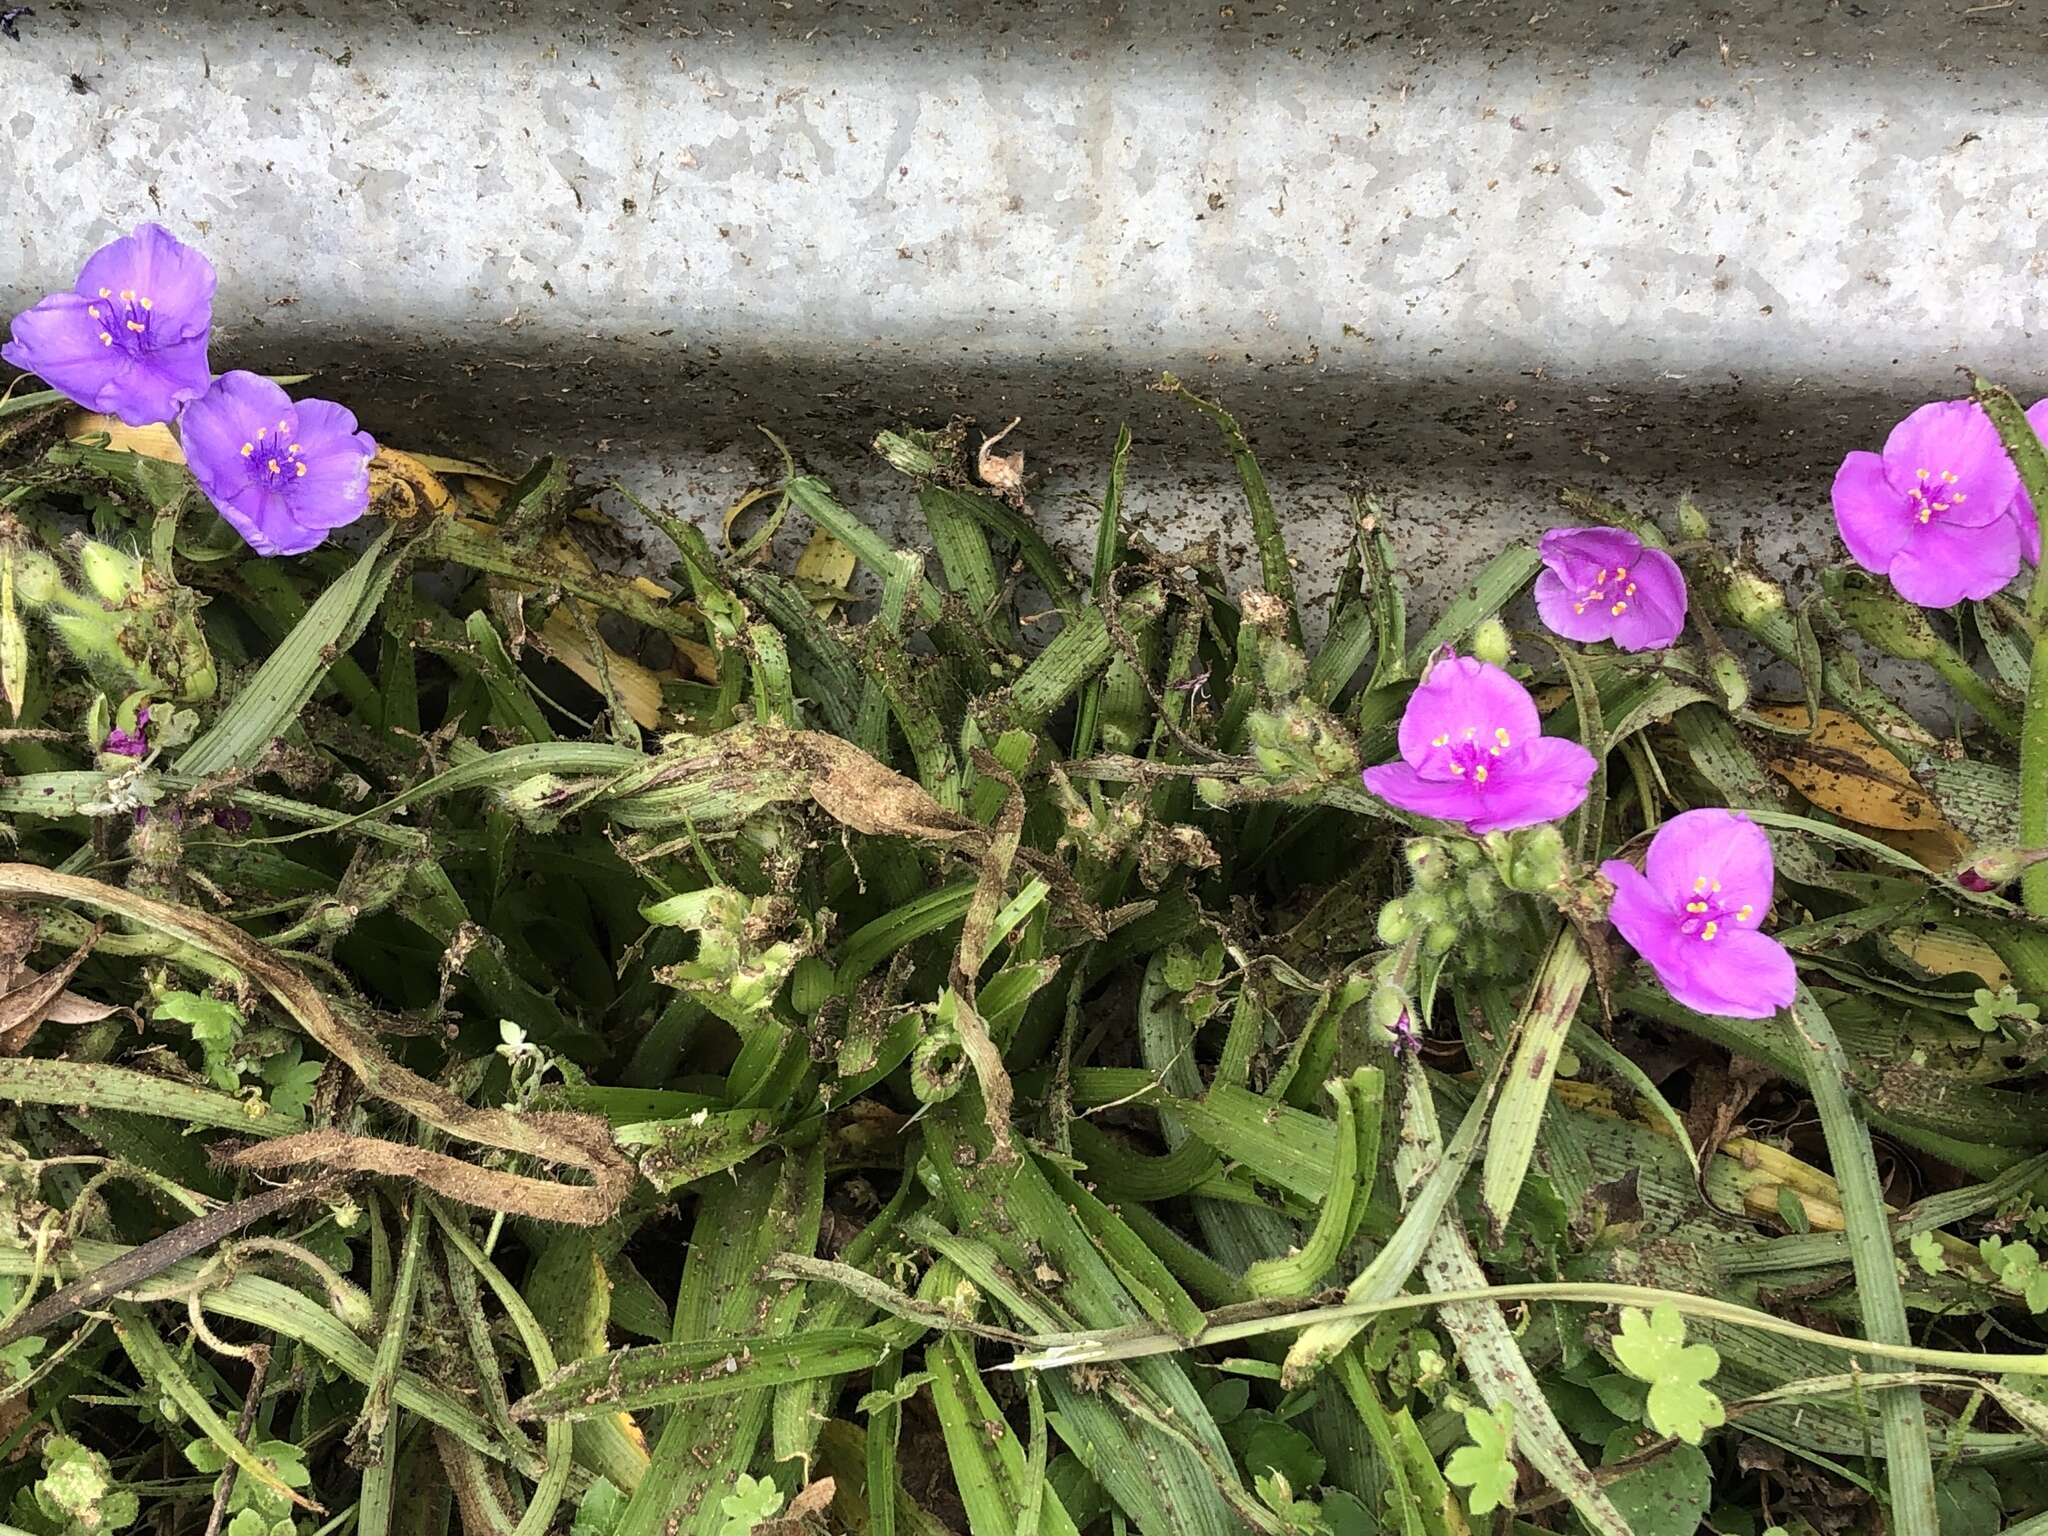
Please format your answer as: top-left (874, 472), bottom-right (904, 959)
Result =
top-left (1444, 1402), bottom-right (1516, 1516)
top-left (1612, 1305), bottom-right (1724, 1445)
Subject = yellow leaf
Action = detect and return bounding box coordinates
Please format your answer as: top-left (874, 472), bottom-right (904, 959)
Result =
top-left (1889, 927), bottom-right (2010, 987)
top-left (1755, 704), bottom-right (1955, 833)
top-left (794, 528), bottom-right (858, 616)
top-left (721, 484), bottom-right (781, 553)
top-left (535, 607), bottom-right (668, 729)
top-left (66, 412), bottom-right (181, 460)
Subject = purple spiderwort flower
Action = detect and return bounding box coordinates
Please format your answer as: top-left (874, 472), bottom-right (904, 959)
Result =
top-left (179, 371), bottom-right (376, 556)
top-left (208, 805), bottom-right (253, 834)
top-left (2007, 398), bottom-right (2048, 569)
top-left (101, 703), bottom-right (151, 758)
top-left (1387, 1006), bottom-right (1420, 1056)
top-left (1361, 653), bottom-right (1596, 834)
top-left (1831, 400), bottom-right (2024, 607)
top-left (1601, 808), bottom-right (1795, 1020)
top-left (1534, 526), bottom-right (1687, 652)
top-left (2, 224), bottom-right (214, 427)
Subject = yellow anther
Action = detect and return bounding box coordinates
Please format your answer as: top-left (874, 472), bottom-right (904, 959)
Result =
top-left (1573, 601), bottom-right (1587, 614)
top-left (87, 305), bottom-right (100, 319)
top-left (1625, 582), bottom-right (1637, 596)
top-left (1473, 765), bottom-right (1489, 783)
top-left (124, 320), bottom-right (144, 333)
top-left (138, 297), bottom-right (152, 311)
top-left (240, 442), bottom-right (253, 457)
top-left (98, 332), bottom-right (112, 346)
top-left (1917, 467), bottom-right (1930, 479)
top-left (1693, 876), bottom-right (1708, 892)
top-left (287, 442), bottom-right (301, 454)
top-left (1736, 903), bottom-right (1754, 921)
top-left (1614, 565), bottom-right (1628, 579)
top-left (267, 459), bottom-right (280, 474)
top-left (1700, 920), bottom-right (1719, 941)
top-left (1941, 470), bottom-right (1958, 483)
top-left (1711, 880), bottom-right (1721, 892)
top-left (255, 427), bottom-right (267, 439)
top-left (1685, 900), bottom-right (1708, 913)
top-left (1917, 508), bottom-right (1932, 523)
top-left (278, 418), bottom-right (289, 433)
top-left (295, 462), bottom-right (308, 477)
top-left (1450, 763), bottom-right (1465, 776)
top-left (119, 289), bottom-right (134, 301)
top-left (1431, 733), bottom-right (1450, 747)
top-left (1610, 601), bottom-right (1627, 615)
top-left (97, 287), bottom-right (110, 298)
top-left (1495, 727), bottom-right (1512, 745)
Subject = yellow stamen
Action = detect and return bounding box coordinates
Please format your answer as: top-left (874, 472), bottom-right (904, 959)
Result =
top-left (287, 442), bottom-right (301, 455)
top-left (240, 442), bottom-right (253, 457)
top-left (124, 320), bottom-right (145, 333)
top-left (1625, 582), bottom-right (1637, 596)
top-left (1614, 565), bottom-right (1628, 579)
top-left (1693, 876), bottom-right (1708, 892)
top-left (1494, 727), bottom-right (1512, 746)
top-left (1917, 467), bottom-right (1930, 479)
top-left (1449, 764), bottom-right (1465, 776)
top-left (295, 462), bottom-right (308, 477)
top-left (1431, 733), bottom-right (1450, 747)
top-left (1711, 880), bottom-right (1721, 893)
top-left (138, 297), bottom-right (152, 311)
top-left (1610, 601), bottom-right (1627, 615)
top-left (1736, 903), bottom-right (1754, 921)
top-left (1473, 765), bottom-right (1488, 783)
top-left (267, 459), bottom-right (280, 474)
top-left (1700, 920), bottom-right (1719, 941)
top-left (87, 305), bottom-right (99, 319)
top-left (1685, 901), bottom-right (1708, 913)
top-left (1941, 470), bottom-right (1958, 483)
top-left (98, 332), bottom-right (112, 346)
top-left (119, 289), bottom-right (134, 302)
top-left (97, 287), bottom-right (110, 299)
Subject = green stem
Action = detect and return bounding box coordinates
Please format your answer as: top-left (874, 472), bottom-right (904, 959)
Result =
top-left (1788, 984), bottom-right (1936, 1536)
top-left (1009, 1278), bottom-right (2048, 1378)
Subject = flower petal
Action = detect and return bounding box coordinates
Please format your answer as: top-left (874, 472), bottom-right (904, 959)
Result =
top-left (1361, 762), bottom-right (1488, 827)
top-left (1886, 510), bottom-right (2020, 607)
top-left (1533, 568), bottom-right (1616, 643)
top-left (76, 224), bottom-right (217, 340)
top-left (1833, 450), bottom-right (1914, 572)
top-left (1652, 928), bottom-right (1797, 1019)
top-left (1462, 736), bottom-right (1596, 833)
top-left (1602, 859), bottom-right (1677, 959)
top-left (1539, 525), bottom-right (1641, 582)
top-left (1607, 546), bottom-right (1687, 652)
top-left (1882, 399), bottom-right (2017, 524)
top-left (1643, 807), bottom-right (1775, 915)
top-left (1396, 655), bottom-right (1542, 771)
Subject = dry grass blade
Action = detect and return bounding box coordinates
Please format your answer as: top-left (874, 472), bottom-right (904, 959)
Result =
top-left (0, 865), bottom-right (634, 1222)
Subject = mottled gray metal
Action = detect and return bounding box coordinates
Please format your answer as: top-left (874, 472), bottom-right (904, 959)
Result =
top-left (2, 0), bottom-right (2043, 609)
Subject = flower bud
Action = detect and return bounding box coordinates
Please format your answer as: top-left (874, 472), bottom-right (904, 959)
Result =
top-left (1404, 890), bottom-right (1451, 926)
top-left (75, 540), bottom-right (145, 604)
top-left (1424, 920), bottom-right (1461, 956)
top-left (1260, 639), bottom-right (1309, 697)
top-left (6, 547), bottom-right (62, 608)
top-left (1499, 823), bottom-right (1570, 893)
top-left (1376, 896), bottom-right (1416, 946)
top-left (1676, 498), bottom-right (1710, 542)
top-left (1708, 651), bottom-right (1750, 714)
top-left (1470, 617), bottom-right (1511, 669)
top-left (1955, 847), bottom-right (2048, 892)
top-left (1366, 981), bottom-right (1410, 1040)
top-left (1464, 867), bottom-right (1504, 916)
top-left (1722, 561), bottom-right (1787, 625)
top-left (1403, 836), bottom-right (1451, 889)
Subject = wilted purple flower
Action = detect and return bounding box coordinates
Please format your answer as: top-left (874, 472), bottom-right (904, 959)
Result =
top-left (101, 704), bottom-right (151, 758)
top-left (1534, 526), bottom-right (1687, 652)
top-left (179, 371), bottom-right (376, 557)
top-left (1361, 653), bottom-right (1596, 834)
top-left (1601, 808), bottom-right (1795, 1019)
top-left (1388, 1006), bottom-right (1420, 1056)
top-left (2, 224), bottom-right (214, 427)
top-left (208, 805), bottom-right (253, 834)
top-left (2007, 398), bottom-right (2048, 569)
top-left (1832, 400), bottom-right (2024, 607)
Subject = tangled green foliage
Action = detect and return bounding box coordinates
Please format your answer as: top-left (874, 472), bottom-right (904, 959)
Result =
top-left (0, 378), bottom-right (2045, 1536)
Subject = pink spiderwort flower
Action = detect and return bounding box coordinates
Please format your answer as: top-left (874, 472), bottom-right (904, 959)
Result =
top-left (3, 224), bottom-right (214, 427)
top-left (1361, 654), bottom-right (1596, 834)
top-left (2007, 398), bottom-right (2048, 569)
top-left (1831, 400), bottom-right (2024, 607)
top-left (179, 371), bottom-right (375, 557)
top-left (1602, 808), bottom-right (1795, 1019)
top-left (1534, 526), bottom-right (1687, 651)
